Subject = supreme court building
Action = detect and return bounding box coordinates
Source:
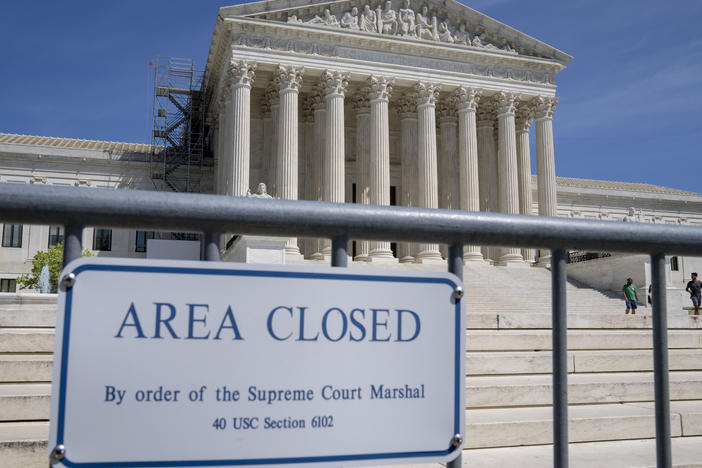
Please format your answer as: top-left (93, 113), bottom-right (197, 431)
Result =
top-left (206, 0), bottom-right (567, 265)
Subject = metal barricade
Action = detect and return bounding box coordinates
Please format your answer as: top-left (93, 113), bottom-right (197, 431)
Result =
top-left (0, 182), bottom-right (688, 468)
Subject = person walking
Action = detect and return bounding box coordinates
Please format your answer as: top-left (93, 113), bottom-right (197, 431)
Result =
top-left (686, 272), bottom-right (702, 315)
top-left (622, 278), bottom-right (638, 314)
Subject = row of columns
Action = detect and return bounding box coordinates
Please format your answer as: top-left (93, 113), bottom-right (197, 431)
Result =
top-left (215, 59), bottom-right (558, 264)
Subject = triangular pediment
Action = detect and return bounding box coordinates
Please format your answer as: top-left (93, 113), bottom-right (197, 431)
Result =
top-left (219, 0), bottom-right (571, 65)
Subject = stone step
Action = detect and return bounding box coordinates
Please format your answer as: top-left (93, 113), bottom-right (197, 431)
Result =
top-left (0, 356), bottom-right (53, 383)
top-left (462, 435), bottom-right (702, 468)
top-left (465, 401), bottom-right (702, 449)
top-left (466, 371), bottom-right (702, 408)
top-left (466, 312), bottom-right (702, 329)
top-left (0, 421), bottom-right (48, 468)
top-left (467, 329), bottom-right (702, 351)
top-left (0, 384), bottom-right (51, 421)
top-left (0, 294), bottom-right (58, 307)
top-left (0, 307), bottom-right (56, 328)
top-left (465, 349), bottom-right (702, 375)
top-left (0, 329), bottom-right (55, 353)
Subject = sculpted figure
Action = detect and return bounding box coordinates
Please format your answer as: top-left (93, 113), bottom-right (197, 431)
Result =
top-left (500, 39), bottom-right (516, 53)
top-left (340, 7), bottom-right (360, 29)
top-left (397, 0), bottom-right (416, 36)
top-left (454, 23), bottom-right (471, 45)
top-left (307, 9), bottom-right (339, 27)
top-left (360, 5), bottom-right (378, 32)
top-left (287, 14), bottom-right (301, 23)
top-left (415, 5), bottom-right (437, 40)
top-left (379, 1), bottom-right (398, 35)
top-left (474, 32), bottom-right (497, 49)
top-left (438, 21), bottom-right (454, 43)
top-left (247, 183), bottom-right (273, 199)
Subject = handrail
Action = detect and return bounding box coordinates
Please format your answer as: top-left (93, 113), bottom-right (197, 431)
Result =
top-left (0, 181), bottom-right (677, 468)
top-left (0, 182), bottom-right (699, 256)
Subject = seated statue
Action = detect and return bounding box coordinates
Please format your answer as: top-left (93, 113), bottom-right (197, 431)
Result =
top-left (454, 23), bottom-right (471, 45)
top-left (415, 5), bottom-right (437, 41)
top-left (397, 0), bottom-right (416, 37)
top-left (379, 1), bottom-right (397, 35)
top-left (340, 7), bottom-right (360, 29)
top-left (438, 21), bottom-right (454, 43)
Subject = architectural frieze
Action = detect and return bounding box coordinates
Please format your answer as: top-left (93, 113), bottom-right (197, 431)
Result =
top-left (228, 33), bottom-right (556, 86)
top-left (282, 0), bottom-right (520, 56)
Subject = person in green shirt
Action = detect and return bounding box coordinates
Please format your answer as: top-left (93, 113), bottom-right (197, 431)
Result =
top-left (622, 278), bottom-right (638, 314)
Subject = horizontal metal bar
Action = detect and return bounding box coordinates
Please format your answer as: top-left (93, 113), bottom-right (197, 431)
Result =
top-left (2, 183), bottom-right (702, 256)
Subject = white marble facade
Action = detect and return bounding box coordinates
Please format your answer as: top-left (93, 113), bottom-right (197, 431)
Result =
top-left (207, 0), bottom-right (568, 263)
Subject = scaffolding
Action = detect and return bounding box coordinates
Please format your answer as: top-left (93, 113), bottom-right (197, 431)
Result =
top-left (151, 57), bottom-right (206, 194)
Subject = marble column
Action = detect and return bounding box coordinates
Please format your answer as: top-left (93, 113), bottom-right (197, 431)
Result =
top-left (275, 65), bottom-right (303, 256)
top-left (496, 91), bottom-right (523, 264)
top-left (260, 92), bottom-right (273, 191)
top-left (308, 88), bottom-right (327, 260)
top-left (352, 89), bottom-right (371, 261)
top-left (437, 96), bottom-right (458, 258)
top-left (301, 96), bottom-right (316, 258)
top-left (415, 82), bottom-right (443, 263)
top-left (368, 76), bottom-right (396, 261)
top-left (322, 70), bottom-right (349, 257)
top-left (264, 85), bottom-right (280, 196)
top-left (455, 87), bottom-right (483, 262)
top-left (476, 99), bottom-right (496, 261)
top-left (516, 103), bottom-right (535, 263)
top-left (397, 93), bottom-right (418, 262)
top-left (227, 60), bottom-right (256, 197)
top-left (535, 96), bottom-right (559, 266)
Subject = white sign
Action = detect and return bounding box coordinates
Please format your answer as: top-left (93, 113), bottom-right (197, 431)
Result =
top-left (49, 258), bottom-right (465, 467)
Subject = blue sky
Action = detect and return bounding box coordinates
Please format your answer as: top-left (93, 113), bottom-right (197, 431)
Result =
top-left (1, 1), bottom-right (700, 193)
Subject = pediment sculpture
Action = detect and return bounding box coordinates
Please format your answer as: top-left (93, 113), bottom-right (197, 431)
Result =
top-left (286, 0), bottom-right (516, 54)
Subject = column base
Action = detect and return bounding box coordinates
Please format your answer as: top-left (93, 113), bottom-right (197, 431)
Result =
top-left (497, 250), bottom-right (526, 267)
top-left (463, 252), bottom-right (485, 262)
top-left (353, 254), bottom-right (370, 262)
top-left (415, 251), bottom-right (444, 264)
top-left (399, 256), bottom-right (416, 264)
top-left (308, 252), bottom-right (326, 261)
top-left (285, 250), bottom-right (305, 263)
top-left (367, 255), bottom-right (398, 264)
top-left (496, 259), bottom-right (531, 268)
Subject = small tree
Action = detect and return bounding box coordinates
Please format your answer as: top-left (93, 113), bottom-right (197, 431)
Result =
top-left (16, 242), bottom-right (91, 293)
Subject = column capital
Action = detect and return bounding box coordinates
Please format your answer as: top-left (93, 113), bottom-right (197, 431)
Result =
top-left (534, 96), bottom-right (558, 120)
top-left (437, 96), bottom-right (457, 124)
top-left (322, 70), bottom-right (349, 97)
top-left (265, 83), bottom-right (279, 106)
top-left (395, 92), bottom-right (417, 119)
top-left (367, 76), bottom-right (394, 102)
top-left (351, 87), bottom-right (371, 115)
top-left (515, 103), bottom-right (534, 133)
top-left (276, 65), bottom-right (303, 92)
top-left (415, 82), bottom-right (440, 107)
top-left (455, 86), bottom-right (481, 112)
top-left (476, 98), bottom-right (496, 127)
top-left (228, 60), bottom-right (256, 88)
top-left (496, 91), bottom-right (518, 116)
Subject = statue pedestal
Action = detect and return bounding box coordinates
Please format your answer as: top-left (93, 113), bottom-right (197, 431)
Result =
top-left (222, 235), bottom-right (287, 264)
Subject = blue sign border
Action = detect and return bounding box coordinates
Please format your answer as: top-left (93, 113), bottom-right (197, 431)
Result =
top-left (55, 263), bottom-right (463, 467)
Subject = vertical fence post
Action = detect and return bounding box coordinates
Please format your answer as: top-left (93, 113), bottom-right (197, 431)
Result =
top-left (447, 243), bottom-right (463, 468)
top-left (551, 248), bottom-right (568, 468)
top-left (62, 224), bottom-right (84, 267)
top-left (651, 253), bottom-right (671, 468)
top-left (331, 237), bottom-right (348, 268)
top-left (202, 232), bottom-right (221, 261)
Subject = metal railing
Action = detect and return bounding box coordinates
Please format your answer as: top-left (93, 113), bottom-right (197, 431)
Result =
top-left (0, 182), bottom-right (694, 468)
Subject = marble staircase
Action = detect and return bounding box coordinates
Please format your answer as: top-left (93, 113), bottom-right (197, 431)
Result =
top-left (2, 264), bottom-right (702, 467)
